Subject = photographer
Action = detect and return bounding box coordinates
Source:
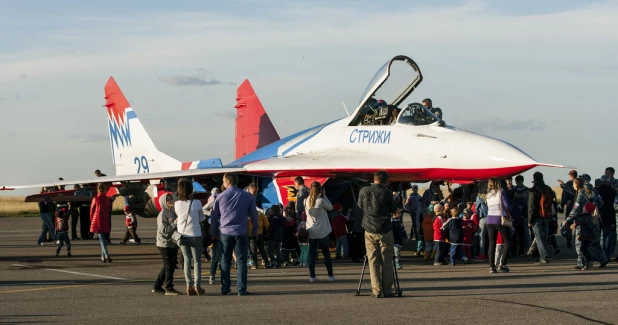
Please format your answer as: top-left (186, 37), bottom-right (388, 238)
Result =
top-left (358, 170), bottom-right (396, 298)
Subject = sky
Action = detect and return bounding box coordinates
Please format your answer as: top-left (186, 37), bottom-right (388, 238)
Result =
top-left (1, 0), bottom-right (617, 195)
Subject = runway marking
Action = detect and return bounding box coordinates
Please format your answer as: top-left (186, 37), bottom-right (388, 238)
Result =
top-left (0, 284), bottom-right (100, 295)
top-left (12, 264), bottom-right (130, 281)
top-left (0, 281), bottom-right (77, 287)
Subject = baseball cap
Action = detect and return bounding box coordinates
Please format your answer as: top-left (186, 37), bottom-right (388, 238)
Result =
top-left (581, 174), bottom-right (591, 181)
top-left (568, 170), bottom-right (578, 177)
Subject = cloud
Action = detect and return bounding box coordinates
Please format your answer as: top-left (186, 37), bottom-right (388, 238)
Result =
top-left (461, 118), bottom-right (546, 132)
top-left (68, 133), bottom-right (108, 143)
top-left (7, 132), bottom-right (17, 137)
top-left (19, 73), bottom-right (28, 79)
top-left (158, 72), bottom-right (235, 87)
top-left (214, 110), bottom-right (236, 119)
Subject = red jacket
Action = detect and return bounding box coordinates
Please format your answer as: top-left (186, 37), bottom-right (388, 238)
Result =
top-left (462, 219), bottom-right (477, 245)
top-left (331, 213), bottom-right (348, 238)
top-left (433, 216), bottom-right (446, 242)
top-left (90, 194), bottom-right (111, 234)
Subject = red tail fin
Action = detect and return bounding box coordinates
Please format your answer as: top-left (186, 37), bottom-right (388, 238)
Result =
top-left (235, 80), bottom-right (280, 159)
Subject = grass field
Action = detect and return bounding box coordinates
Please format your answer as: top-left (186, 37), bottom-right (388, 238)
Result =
top-left (0, 196), bottom-right (126, 218)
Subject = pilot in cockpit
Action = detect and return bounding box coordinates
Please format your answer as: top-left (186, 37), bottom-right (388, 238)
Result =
top-left (422, 98), bottom-right (443, 120)
top-left (389, 107), bottom-right (400, 125)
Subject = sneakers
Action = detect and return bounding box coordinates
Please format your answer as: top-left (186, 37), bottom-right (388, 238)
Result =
top-left (250, 265), bottom-right (257, 270)
top-left (195, 287), bottom-right (206, 296)
top-left (309, 277), bottom-right (317, 283)
top-left (165, 289), bottom-right (181, 296)
top-left (54, 253), bottom-right (59, 257)
top-left (489, 267), bottom-right (497, 274)
top-left (67, 253), bottom-right (72, 257)
top-left (238, 291), bottom-right (251, 296)
top-left (433, 261), bottom-right (447, 266)
top-left (152, 287), bottom-right (166, 294)
top-left (187, 287), bottom-right (197, 296)
top-left (328, 276), bottom-right (336, 282)
top-left (118, 241), bottom-right (126, 246)
top-left (462, 257), bottom-right (469, 265)
top-left (208, 276), bottom-right (215, 285)
top-left (599, 261), bottom-right (609, 268)
top-left (395, 263), bottom-right (403, 270)
top-left (535, 259), bottom-right (549, 265)
top-left (498, 265), bottom-right (510, 273)
top-left (450, 263), bottom-right (456, 266)
top-left (415, 251), bottom-right (422, 256)
top-left (371, 292), bottom-right (384, 298)
top-left (38, 242), bottom-right (44, 246)
top-left (573, 265), bottom-right (584, 270)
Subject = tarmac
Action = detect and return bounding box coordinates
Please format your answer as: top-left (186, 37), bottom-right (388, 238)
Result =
top-left (0, 215), bottom-right (617, 325)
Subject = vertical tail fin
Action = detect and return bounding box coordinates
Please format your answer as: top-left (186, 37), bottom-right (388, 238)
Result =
top-left (104, 77), bottom-right (181, 175)
top-left (234, 80), bottom-right (280, 159)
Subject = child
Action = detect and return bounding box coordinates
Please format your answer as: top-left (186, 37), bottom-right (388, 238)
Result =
top-left (433, 204), bottom-right (448, 265)
top-left (392, 209), bottom-right (407, 269)
top-left (281, 207), bottom-right (299, 266)
top-left (331, 203), bottom-right (349, 259)
top-left (442, 207), bottom-right (466, 265)
top-left (564, 202), bottom-right (599, 269)
top-left (55, 207), bottom-right (71, 257)
top-left (421, 205), bottom-right (435, 262)
top-left (119, 206), bottom-right (141, 245)
top-left (266, 205), bottom-right (285, 268)
top-left (462, 209), bottom-right (477, 259)
top-left (297, 212), bottom-right (309, 266)
top-left (494, 230), bottom-right (512, 268)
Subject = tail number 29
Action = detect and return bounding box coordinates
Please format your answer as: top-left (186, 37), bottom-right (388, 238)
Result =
top-left (134, 156), bottom-right (150, 173)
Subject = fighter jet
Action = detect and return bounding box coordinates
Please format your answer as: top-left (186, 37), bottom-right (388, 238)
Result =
top-left (1, 55), bottom-right (561, 214)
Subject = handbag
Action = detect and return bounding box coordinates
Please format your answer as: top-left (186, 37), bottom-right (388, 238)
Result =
top-left (172, 199), bottom-right (192, 246)
top-left (499, 191), bottom-right (513, 228)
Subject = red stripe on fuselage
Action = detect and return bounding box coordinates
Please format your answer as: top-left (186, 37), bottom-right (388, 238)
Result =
top-left (181, 162), bottom-right (192, 170)
top-left (247, 165), bottom-right (537, 182)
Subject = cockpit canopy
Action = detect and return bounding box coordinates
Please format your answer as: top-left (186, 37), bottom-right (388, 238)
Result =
top-left (350, 55), bottom-right (444, 127)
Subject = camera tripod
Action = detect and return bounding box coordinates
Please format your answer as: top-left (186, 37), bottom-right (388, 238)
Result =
top-left (355, 255), bottom-right (403, 297)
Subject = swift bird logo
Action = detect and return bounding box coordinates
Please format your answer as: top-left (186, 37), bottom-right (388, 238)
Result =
top-left (104, 78), bottom-right (132, 149)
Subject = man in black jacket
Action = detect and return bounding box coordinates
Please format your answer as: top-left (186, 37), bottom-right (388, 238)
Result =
top-left (358, 170), bottom-right (396, 298)
top-left (529, 172), bottom-right (552, 264)
top-left (597, 175), bottom-right (617, 259)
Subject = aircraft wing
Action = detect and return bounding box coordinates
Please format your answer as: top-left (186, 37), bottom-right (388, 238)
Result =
top-left (1, 167), bottom-right (246, 190)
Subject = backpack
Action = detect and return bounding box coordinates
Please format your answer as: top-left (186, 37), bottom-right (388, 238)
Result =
top-left (536, 186), bottom-right (552, 218)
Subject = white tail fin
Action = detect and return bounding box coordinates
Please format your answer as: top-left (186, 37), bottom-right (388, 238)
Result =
top-left (104, 77), bottom-right (181, 175)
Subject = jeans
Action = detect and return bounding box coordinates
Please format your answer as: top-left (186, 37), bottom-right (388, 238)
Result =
top-left (55, 232), bottom-right (71, 255)
top-left (487, 224), bottom-right (510, 268)
top-left (308, 235), bottom-right (334, 278)
top-left (417, 234), bottom-right (425, 252)
top-left (478, 217), bottom-right (488, 256)
top-left (299, 244), bottom-right (309, 264)
top-left (38, 213), bottom-right (56, 244)
top-left (511, 219), bottom-right (526, 255)
top-left (532, 218), bottom-right (550, 261)
top-left (449, 244), bottom-right (463, 264)
top-left (580, 240), bottom-right (592, 266)
top-left (97, 233), bottom-right (110, 258)
top-left (364, 231), bottom-right (394, 296)
top-left (180, 236), bottom-right (202, 288)
top-left (220, 234), bottom-right (249, 294)
top-left (602, 226), bottom-right (616, 259)
top-left (250, 235), bottom-right (269, 266)
top-left (155, 247), bottom-right (176, 291)
top-left (335, 236), bottom-right (349, 257)
top-left (210, 239), bottom-right (222, 276)
top-left (435, 242), bottom-right (449, 263)
top-left (267, 240), bottom-right (282, 266)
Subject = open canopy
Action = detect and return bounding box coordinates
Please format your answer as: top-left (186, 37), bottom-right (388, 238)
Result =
top-left (350, 55), bottom-right (423, 126)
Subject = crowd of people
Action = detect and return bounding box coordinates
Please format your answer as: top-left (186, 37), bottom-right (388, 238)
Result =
top-left (33, 166), bottom-right (618, 297)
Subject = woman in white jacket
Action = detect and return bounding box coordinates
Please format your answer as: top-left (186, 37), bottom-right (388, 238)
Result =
top-left (305, 181), bottom-right (335, 283)
top-left (175, 178), bottom-right (206, 296)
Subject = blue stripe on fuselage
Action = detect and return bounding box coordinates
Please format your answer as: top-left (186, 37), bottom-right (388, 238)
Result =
top-left (126, 111), bottom-right (137, 119)
top-left (227, 121), bottom-right (336, 167)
